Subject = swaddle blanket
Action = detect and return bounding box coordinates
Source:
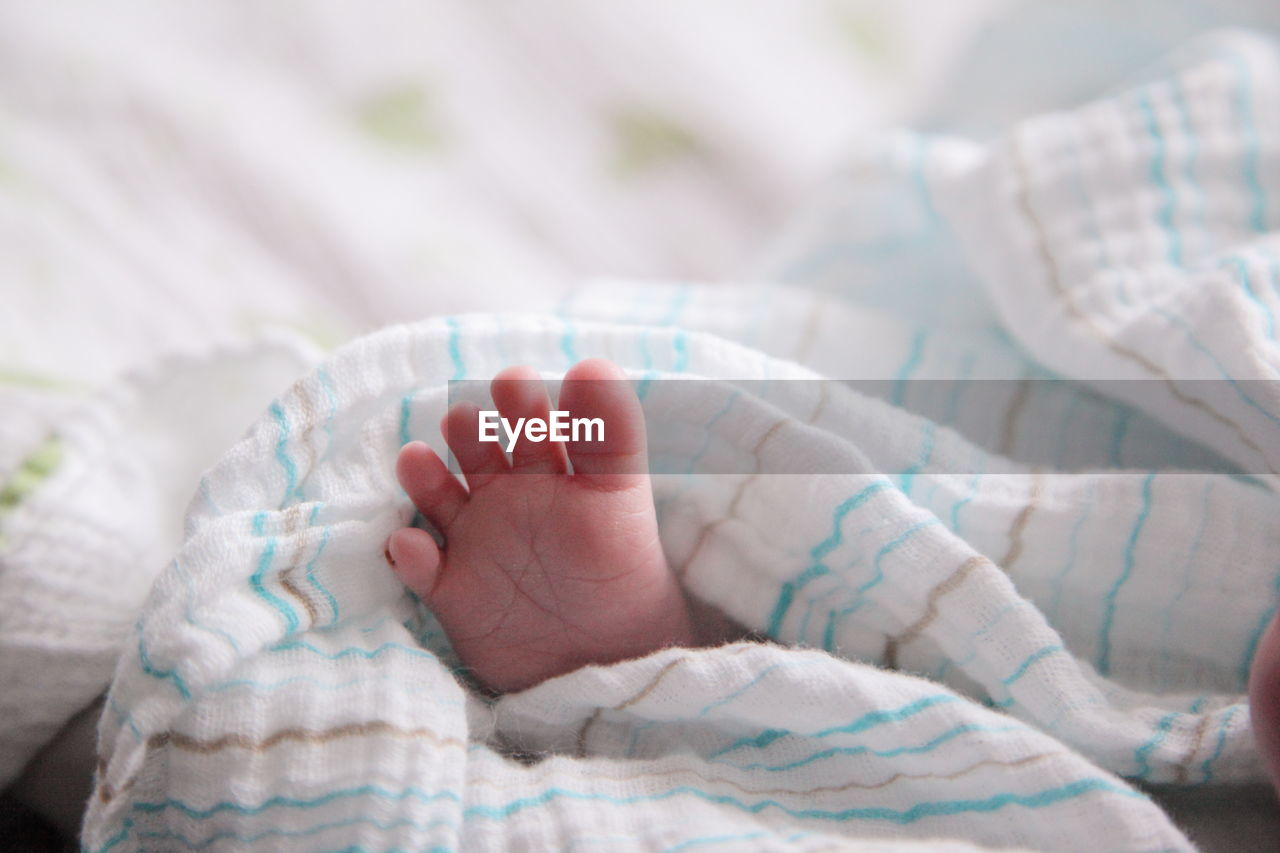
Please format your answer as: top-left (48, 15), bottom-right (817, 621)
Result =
top-left (80, 29), bottom-right (1280, 853)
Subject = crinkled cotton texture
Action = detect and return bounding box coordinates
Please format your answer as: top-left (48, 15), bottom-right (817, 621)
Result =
top-left (0, 334), bottom-right (320, 788)
top-left (80, 28), bottom-right (1280, 853)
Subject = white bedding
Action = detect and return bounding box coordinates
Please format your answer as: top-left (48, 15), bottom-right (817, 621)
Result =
top-left (5, 3), bottom-right (1280, 851)
top-left (80, 30), bottom-right (1280, 848)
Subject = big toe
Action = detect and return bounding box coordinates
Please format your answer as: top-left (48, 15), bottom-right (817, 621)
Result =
top-left (558, 359), bottom-right (649, 490)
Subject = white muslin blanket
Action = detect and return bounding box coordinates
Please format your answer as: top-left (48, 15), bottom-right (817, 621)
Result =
top-left (62, 28), bottom-right (1280, 853)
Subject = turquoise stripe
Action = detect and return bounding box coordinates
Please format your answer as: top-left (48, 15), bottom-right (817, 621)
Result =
top-left (1136, 91), bottom-right (1182, 268)
top-left (271, 639), bottom-right (441, 662)
top-left (1097, 473), bottom-right (1154, 676)
top-left (765, 582), bottom-right (798, 639)
top-left (136, 622), bottom-right (191, 700)
top-left (853, 517), bottom-right (942, 598)
top-left (90, 818), bottom-right (133, 853)
top-left (1158, 482), bottom-right (1211, 673)
top-left (766, 480), bottom-right (893, 635)
top-left (814, 514), bottom-right (947, 640)
top-left (822, 608), bottom-right (838, 651)
top-left (1150, 306), bottom-right (1280, 428)
top-left (400, 319), bottom-right (465, 446)
top-left (813, 481), bottom-right (894, 561)
top-left (1200, 705), bottom-right (1240, 783)
top-left (1226, 255), bottom-right (1276, 339)
top-left (727, 722), bottom-right (1024, 773)
top-left (1266, 247), bottom-right (1280, 300)
top-left (809, 693), bottom-right (959, 738)
top-left (1134, 712), bottom-right (1179, 780)
top-left (714, 727), bottom-right (788, 755)
top-left (251, 512), bottom-right (300, 635)
top-left (709, 692), bottom-right (959, 758)
top-left (1002, 644), bottom-right (1063, 687)
top-left (398, 394), bottom-right (413, 446)
top-left (560, 316), bottom-right (579, 366)
top-left (461, 776), bottom-right (1136, 825)
top-left (136, 817), bottom-right (456, 850)
top-left (662, 831), bottom-right (779, 852)
top-left (445, 316), bottom-right (465, 379)
top-left (671, 329), bottom-right (690, 373)
top-left (949, 447), bottom-right (985, 536)
top-left (635, 375), bottom-right (655, 403)
top-left (197, 475), bottom-right (221, 515)
top-left (269, 401), bottom-right (299, 505)
top-left (952, 600), bottom-right (1033, 670)
top-left (659, 284), bottom-right (692, 325)
top-left (207, 673), bottom-right (463, 707)
top-left (1168, 75), bottom-right (1206, 255)
top-left (1109, 407), bottom-right (1130, 466)
top-left (1047, 481), bottom-right (1094, 624)
top-left (768, 564), bottom-right (828, 629)
top-left (797, 596), bottom-right (818, 645)
top-left (899, 422), bottom-right (935, 496)
top-left (1229, 51), bottom-right (1268, 233)
top-left (125, 775), bottom-right (1138, 831)
top-left (637, 324), bottom-right (691, 402)
top-left (107, 696), bottom-right (143, 741)
top-left (322, 847), bottom-right (446, 853)
top-left (1069, 64), bottom-right (1280, 417)
top-left (305, 504), bottom-right (340, 626)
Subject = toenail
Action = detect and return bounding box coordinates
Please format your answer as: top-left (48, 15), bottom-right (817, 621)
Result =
top-left (384, 545), bottom-right (396, 567)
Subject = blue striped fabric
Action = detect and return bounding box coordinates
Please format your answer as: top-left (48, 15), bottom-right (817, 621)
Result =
top-left (85, 28), bottom-right (1280, 853)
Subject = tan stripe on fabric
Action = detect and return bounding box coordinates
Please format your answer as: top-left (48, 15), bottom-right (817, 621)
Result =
top-left (575, 646), bottom-right (759, 756)
top-left (149, 720), bottom-right (465, 754)
top-left (1010, 130), bottom-right (1277, 475)
top-left (999, 377), bottom-right (1032, 457)
top-left (1175, 713), bottom-right (1213, 784)
top-left (883, 554), bottom-right (987, 668)
top-left (1000, 470), bottom-right (1044, 572)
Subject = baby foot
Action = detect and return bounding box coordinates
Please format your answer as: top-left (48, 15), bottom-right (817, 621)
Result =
top-left (387, 359), bottom-right (697, 694)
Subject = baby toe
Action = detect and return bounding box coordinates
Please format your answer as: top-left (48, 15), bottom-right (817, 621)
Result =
top-left (396, 441), bottom-right (467, 533)
top-left (558, 358), bottom-right (649, 491)
top-left (490, 365), bottom-right (568, 475)
top-left (442, 402), bottom-right (509, 490)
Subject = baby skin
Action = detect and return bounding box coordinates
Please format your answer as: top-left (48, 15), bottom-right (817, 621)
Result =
top-left (387, 358), bottom-right (1280, 801)
top-left (386, 359), bottom-right (734, 694)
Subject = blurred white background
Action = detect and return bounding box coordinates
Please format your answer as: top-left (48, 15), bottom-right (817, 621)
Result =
top-left (0, 0), bottom-right (1006, 384)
